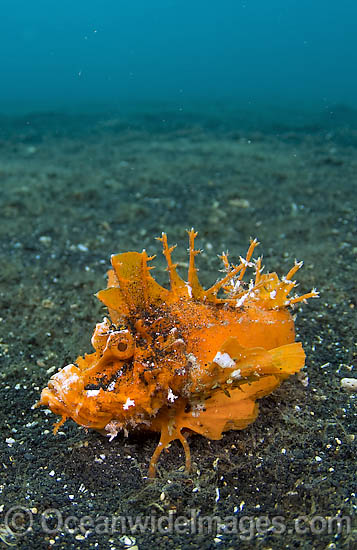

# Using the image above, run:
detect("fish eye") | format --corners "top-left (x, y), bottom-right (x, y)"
top-left (117, 340), bottom-right (128, 352)
top-left (106, 330), bottom-right (135, 360)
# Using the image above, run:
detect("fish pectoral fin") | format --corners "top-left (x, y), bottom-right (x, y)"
top-left (216, 337), bottom-right (305, 379)
top-left (53, 414), bottom-right (68, 434)
top-left (148, 423), bottom-right (191, 478)
top-left (178, 374), bottom-right (284, 439)
top-left (268, 342), bottom-right (306, 376)
top-left (178, 386), bottom-right (261, 439)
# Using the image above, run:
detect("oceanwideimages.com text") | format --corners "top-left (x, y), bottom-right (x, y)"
top-left (1, 505), bottom-right (352, 542)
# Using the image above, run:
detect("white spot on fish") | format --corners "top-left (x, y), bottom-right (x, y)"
top-left (213, 351), bottom-right (236, 369)
top-left (185, 282), bottom-right (192, 297)
top-left (86, 389), bottom-right (100, 397)
top-left (167, 388), bottom-right (178, 402)
top-left (123, 397), bottom-right (135, 410)
top-left (231, 369), bottom-right (242, 379)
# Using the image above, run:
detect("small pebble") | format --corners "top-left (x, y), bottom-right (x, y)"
top-left (340, 378), bottom-right (357, 392)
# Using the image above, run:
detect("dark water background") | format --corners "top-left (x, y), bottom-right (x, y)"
top-left (1, 0), bottom-right (357, 115)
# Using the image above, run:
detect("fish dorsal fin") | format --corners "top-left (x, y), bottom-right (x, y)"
top-left (110, 251), bottom-right (170, 310)
top-left (96, 267), bottom-right (131, 321)
top-left (187, 228), bottom-right (205, 300)
top-left (157, 232), bottom-right (188, 298)
top-left (96, 287), bottom-right (130, 321)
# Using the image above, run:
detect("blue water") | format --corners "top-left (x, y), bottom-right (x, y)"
top-left (1, 0), bottom-right (357, 115)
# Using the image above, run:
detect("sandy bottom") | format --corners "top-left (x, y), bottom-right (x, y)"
top-left (0, 107), bottom-right (356, 549)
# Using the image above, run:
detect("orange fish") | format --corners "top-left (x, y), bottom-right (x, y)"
top-left (39, 230), bottom-right (318, 477)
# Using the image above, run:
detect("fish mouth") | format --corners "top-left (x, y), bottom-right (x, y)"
top-left (40, 363), bottom-right (115, 430)
top-left (40, 363), bottom-right (83, 417)
top-left (40, 386), bottom-right (65, 417)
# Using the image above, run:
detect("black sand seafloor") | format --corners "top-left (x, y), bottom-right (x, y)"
top-left (0, 104), bottom-right (356, 550)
